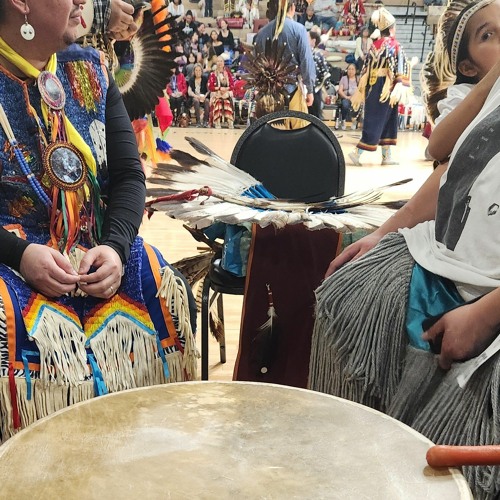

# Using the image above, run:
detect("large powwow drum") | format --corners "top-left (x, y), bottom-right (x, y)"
top-left (0, 382), bottom-right (472, 498)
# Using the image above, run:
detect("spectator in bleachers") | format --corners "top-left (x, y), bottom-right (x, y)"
top-left (208, 56), bottom-right (236, 128)
top-left (188, 64), bottom-right (211, 127)
top-left (308, 31), bottom-right (332, 119)
top-left (168, 0), bottom-right (185, 21)
top-left (197, 23), bottom-right (210, 47)
top-left (207, 29), bottom-right (224, 59)
top-left (185, 52), bottom-right (198, 80)
top-left (354, 26), bottom-right (372, 72)
top-left (337, 63), bottom-right (359, 129)
top-left (179, 10), bottom-right (198, 36)
top-left (313, 0), bottom-right (339, 31)
top-left (342, 0), bottom-right (366, 32)
top-left (186, 32), bottom-right (201, 55)
top-left (299, 5), bottom-right (320, 31)
top-left (173, 41), bottom-right (188, 71)
top-left (218, 18), bottom-right (236, 51)
top-left (166, 66), bottom-right (188, 125)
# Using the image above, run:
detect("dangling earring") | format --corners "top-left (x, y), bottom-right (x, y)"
top-left (20, 13), bottom-right (35, 41)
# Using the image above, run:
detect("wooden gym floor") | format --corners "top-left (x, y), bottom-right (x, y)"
top-left (139, 125), bottom-right (432, 381)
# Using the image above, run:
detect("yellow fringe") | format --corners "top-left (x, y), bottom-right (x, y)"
top-left (379, 75), bottom-right (392, 103)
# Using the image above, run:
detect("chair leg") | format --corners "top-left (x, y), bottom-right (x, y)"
top-left (216, 293), bottom-right (226, 364)
top-left (201, 276), bottom-right (211, 380)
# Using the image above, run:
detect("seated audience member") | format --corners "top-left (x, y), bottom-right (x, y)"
top-left (207, 29), bottom-right (224, 59)
top-left (354, 26), bottom-right (372, 72)
top-left (313, 0), bottom-right (339, 31)
top-left (168, 0), bottom-right (185, 20)
top-left (337, 63), bottom-right (359, 129)
top-left (208, 56), bottom-right (235, 128)
top-left (197, 22), bottom-right (210, 46)
top-left (188, 63), bottom-right (210, 126)
top-left (299, 5), bottom-right (320, 31)
top-left (179, 9), bottom-right (197, 36)
top-left (342, 0), bottom-right (366, 31)
top-left (309, 1), bottom-right (500, 498)
top-left (217, 18), bottom-right (235, 51)
top-left (184, 51), bottom-right (197, 80)
top-left (173, 40), bottom-right (188, 70)
top-left (0, 0), bottom-right (197, 441)
top-left (166, 66), bottom-right (188, 124)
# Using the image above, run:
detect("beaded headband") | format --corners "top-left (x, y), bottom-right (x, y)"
top-left (450, 0), bottom-right (496, 72)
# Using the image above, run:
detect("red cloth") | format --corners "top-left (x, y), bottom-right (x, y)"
top-left (166, 72), bottom-right (188, 96)
top-left (233, 224), bottom-right (341, 388)
top-left (233, 79), bottom-right (247, 100)
top-left (155, 96), bottom-right (173, 132)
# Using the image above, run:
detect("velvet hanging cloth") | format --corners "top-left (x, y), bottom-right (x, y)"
top-left (233, 224), bottom-right (341, 388)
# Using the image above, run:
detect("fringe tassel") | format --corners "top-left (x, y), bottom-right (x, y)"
top-left (0, 378), bottom-right (94, 442)
top-left (351, 72), bottom-right (367, 111)
top-left (157, 266), bottom-right (199, 380)
top-left (30, 310), bottom-right (90, 386)
top-left (89, 317), bottom-right (157, 393)
top-left (379, 75), bottom-right (392, 103)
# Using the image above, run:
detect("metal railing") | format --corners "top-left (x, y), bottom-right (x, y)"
top-left (420, 22), bottom-right (429, 62)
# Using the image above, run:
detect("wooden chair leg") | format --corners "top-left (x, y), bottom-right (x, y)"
top-left (201, 276), bottom-right (211, 380)
top-left (216, 293), bottom-right (226, 364)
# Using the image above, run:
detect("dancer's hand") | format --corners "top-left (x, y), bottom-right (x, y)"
top-left (422, 303), bottom-right (498, 370)
top-left (108, 0), bottom-right (138, 40)
top-left (78, 245), bottom-right (123, 299)
top-left (20, 244), bottom-right (80, 298)
top-left (324, 233), bottom-right (382, 277)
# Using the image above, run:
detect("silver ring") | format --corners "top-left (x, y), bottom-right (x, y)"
top-left (109, 285), bottom-right (115, 295)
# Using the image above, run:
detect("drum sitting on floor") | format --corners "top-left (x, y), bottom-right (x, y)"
top-left (0, 382), bottom-right (472, 499)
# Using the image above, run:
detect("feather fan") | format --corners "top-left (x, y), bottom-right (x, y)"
top-left (146, 137), bottom-right (411, 233)
top-left (79, 0), bottom-right (180, 120)
top-left (113, 2), bottom-right (181, 120)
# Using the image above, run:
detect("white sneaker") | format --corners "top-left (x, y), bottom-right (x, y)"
top-left (341, 120), bottom-right (346, 131)
top-left (348, 151), bottom-right (362, 166)
top-left (381, 158), bottom-right (399, 166)
top-left (351, 122), bottom-right (357, 130)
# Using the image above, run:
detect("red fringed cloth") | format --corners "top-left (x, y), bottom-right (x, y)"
top-left (233, 224), bottom-right (342, 388)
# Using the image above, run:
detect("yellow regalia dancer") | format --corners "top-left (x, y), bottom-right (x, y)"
top-left (348, 7), bottom-right (414, 166)
top-left (0, 0), bottom-right (197, 442)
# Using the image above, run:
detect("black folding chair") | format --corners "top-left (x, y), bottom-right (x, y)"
top-left (200, 110), bottom-right (345, 379)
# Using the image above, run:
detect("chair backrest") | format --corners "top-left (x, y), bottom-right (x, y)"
top-left (230, 110), bottom-right (345, 201)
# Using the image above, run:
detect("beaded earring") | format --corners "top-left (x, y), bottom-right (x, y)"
top-left (20, 13), bottom-right (35, 41)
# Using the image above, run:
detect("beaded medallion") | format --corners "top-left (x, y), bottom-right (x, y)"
top-left (43, 141), bottom-right (87, 191)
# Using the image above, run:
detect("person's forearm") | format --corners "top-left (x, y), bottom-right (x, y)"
top-left (371, 162), bottom-right (446, 238)
top-left (472, 288), bottom-right (500, 333)
top-left (0, 227), bottom-right (30, 271)
top-left (429, 66), bottom-right (500, 162)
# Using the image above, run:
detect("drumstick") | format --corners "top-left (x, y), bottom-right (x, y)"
top-left (427, 445), bottom-right (500, 467)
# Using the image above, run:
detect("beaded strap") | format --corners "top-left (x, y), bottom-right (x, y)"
top-left (0, 104), bottom-right (51, 208)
